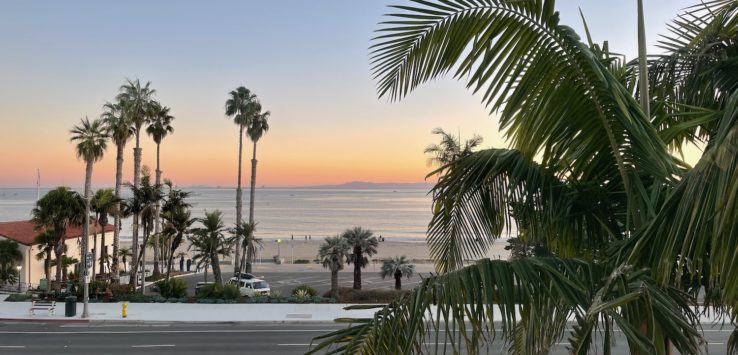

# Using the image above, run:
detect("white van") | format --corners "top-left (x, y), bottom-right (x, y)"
top-left (228, 277), bottom-right (270, 297)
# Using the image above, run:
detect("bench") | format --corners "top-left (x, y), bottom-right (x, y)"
top-left (29, 300), bottom-right (56, 316)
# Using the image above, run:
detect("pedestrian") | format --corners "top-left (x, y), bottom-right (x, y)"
top-left (309, 235), bottom-right (311, 240)
top-left (186, 258), bottom-right (192, 272)
top-left (179, 255), bottom-right (184, 271)
top-left (304, 235), bottom-right (307, 241)
top-left (291, 234), bottom-right (294, 241)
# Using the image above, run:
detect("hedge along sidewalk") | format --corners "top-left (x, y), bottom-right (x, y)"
top-left (0, 294), bottom-right (377, 323)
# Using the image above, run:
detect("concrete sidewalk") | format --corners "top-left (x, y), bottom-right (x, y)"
top-left (0, 294), bottom-right (378, 323)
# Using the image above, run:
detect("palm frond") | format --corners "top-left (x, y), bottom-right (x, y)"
top-left (309, 258), bottom-right (702, 355)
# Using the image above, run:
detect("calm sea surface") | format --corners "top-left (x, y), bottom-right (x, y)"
top-left (0, 187), bottom-right (434, 241)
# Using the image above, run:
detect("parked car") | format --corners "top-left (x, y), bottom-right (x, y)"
top-left (232, 272), bottom-right (255, 280)
top-left (228, 277), bottom-right (270, 297)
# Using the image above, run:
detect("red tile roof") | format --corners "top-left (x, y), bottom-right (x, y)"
top-left (0, 220), bottom-right (114, 246)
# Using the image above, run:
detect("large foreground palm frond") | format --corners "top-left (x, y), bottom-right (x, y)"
top-left (428, 148), bottom-right (619, 272)
top-left (628, 90), bottom-right (738, 311)
top-left (372, 0), bottom-right (680, 227)
top-left (309, 258), bottom-right (702, 355)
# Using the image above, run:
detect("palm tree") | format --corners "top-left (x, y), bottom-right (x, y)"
top-left (424, 127), bottom-right (482, 172)
top-left (101, 100), bottom-right (134, 283)
top-left (0, 240), bottom-right (22, 286)
top-left (244, 107), bottom-right (269, 273)
top-left (379, 256), bottom-right (414, 290)
top-left (231, 221), bottom-right (262, 274)
top-left (318, 236), bottom-right (350, 302)
top-left (124, 167), bottom-right (162, 292)
top-left (342, 227), bottom-right (378, 290)
top-left (146, 102), bottom-right (174, 277)
top-left (70, 116), bottom-right (107, 317)
top-left (309, 1), bottom-right (738, 354)
top-left (33, 230), bottom-right (55, 286)
top-left (90, 188), bottom-right (118, 278)
top-left (117, 78), bottom-right (155, 288)
top-left (31, 187), bottom-right (84, 292)
top-left (162, 207), bottom-right (195, 281)
top-left (225, 86), bottom-right (259, 273)
top-left (189, 210), bottom-right (232, 285)
top-left (118, 248), bottom-right (132, 273)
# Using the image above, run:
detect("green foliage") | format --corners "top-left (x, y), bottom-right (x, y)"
top-left (4, 293), bottom-right (32, 302)
top-left (293, 259), bottom-right (311, 264)
top-left (116, 293), bottom-right (166, 303)
top-left (248, 295), bottom-right (335, 304)
top-left (154, 278), bottom-right (188, 299)
top-left (291, 284), bottom-right (317, 297)
top-left (108, 283), bottom-right (134, 296)
top-left (195, 283), bottom-right (240, 300)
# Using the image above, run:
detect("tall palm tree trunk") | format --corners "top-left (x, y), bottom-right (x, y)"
top-left (92, 227), bottom-right (97, 279)
top-left (99, 227), bottom-right (106, 277)
top-left (54, 244), bottom-right (63, 292)
top-left (245, 141), bottom-right (258, 273)
top-left (353, 247), bottom-right (362, 290)
top-left (130, 133), bottom-right (142, 288)
top-left (112, 144), bottom-right (124, 282)
top-left (44, 250), bottom-right (51, 286)
top-left (331, 269), bottom-right (339, 302)
top-left (82, 160), bottom-right (93, 318)
top-left (394, 270), bottom-right (402, 290)
top-left (234, 125), bottom-right (244, 273)
top-left (211, 253), bottom-right (222, 285)
top-left (153, 143), bottom-right (162, 276)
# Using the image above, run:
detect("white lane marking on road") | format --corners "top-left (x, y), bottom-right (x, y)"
top-left (132, 344), bottom-right (175, 348)
top-left (278, 344), bottom-right (310, 346)
top-left (0, 346), bottom-right (25, 348)
top-left (0, 329), bottom-right (338, 335)
top-left (708, 342), bottom-right (725, 345)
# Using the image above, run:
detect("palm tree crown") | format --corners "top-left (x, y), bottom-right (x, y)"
top-left (70, 117), bottom-right (108, 163)
top-left (247, 109), bottom-right (270, 142)
top-left (146, 103), bottom-right (174, 144)
top-left (318, 236), bottom-right (350, 271)
top-left (424, 127), bottom-right (482, 168)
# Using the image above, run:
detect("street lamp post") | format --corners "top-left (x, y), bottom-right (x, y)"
top-left (276, 239), bottom-right (282, 261)
top-left (15, 265), bottom-right (22, 292)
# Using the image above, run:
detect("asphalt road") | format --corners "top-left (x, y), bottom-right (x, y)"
top-left (0, 322), bottom-right (733, 354)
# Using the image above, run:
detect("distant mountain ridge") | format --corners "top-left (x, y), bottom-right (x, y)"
top-left (182, 181), bottom-right (434, 190)
top-left (300, 181), bottom-right (433, 190)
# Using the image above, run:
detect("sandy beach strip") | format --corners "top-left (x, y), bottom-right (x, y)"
top-left (121, 238), bottom-right (511, 265)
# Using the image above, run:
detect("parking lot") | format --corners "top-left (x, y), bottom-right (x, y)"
top-left (164, 262), bottom-right (435, 296)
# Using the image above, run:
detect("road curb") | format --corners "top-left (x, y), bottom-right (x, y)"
top-left (87, 319), bottom-right (344, 325)
top-left (0, 318), bottom-right (90, 324)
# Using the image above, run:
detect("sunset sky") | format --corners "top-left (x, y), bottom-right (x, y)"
top-left (0, 0), bottom-right (695, 188)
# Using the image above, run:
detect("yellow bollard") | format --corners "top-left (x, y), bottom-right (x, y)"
top-left (122, 303), bottom-right (128, 318)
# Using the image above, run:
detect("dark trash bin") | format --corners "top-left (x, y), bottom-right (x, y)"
top-left (65, 296), bottom-right (77, 317)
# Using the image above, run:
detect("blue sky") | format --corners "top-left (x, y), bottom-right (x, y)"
top-left (0, 0), bottom-right (695, 187)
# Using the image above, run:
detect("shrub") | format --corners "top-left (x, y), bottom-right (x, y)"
top-left (291, 284), bottom-right (317, 297)
top-left (4, 293), bottom-right (32, 302)
top-left (154, 278), bottom-right (188, 298)
top-left (293, 259), bottom-right (311, 264)
top-left (196, 283), bottom-right (240, 300)
top-left (324, 287), bottom-right (409, 303)
top-left (109, 283), bottom-right (134, 296)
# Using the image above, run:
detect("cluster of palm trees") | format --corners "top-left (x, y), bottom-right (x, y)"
top-left (225, 86), bottom-right (270, 275)
top-left (318, 227), bottom-right (379, 301)
top-left (310, 0), bottom-right (738, 354)
top-left (0, 239), bottom-right (22, 286)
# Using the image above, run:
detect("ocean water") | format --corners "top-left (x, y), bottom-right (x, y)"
top-left (0, 187), bottom-right (434, 241)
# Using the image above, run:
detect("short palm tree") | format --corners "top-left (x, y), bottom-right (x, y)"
top-left (231, 221), bottom-right (262, 274)
top-left (379, 256), bottom-right (414, 290)
top-left (244, 107), bottom-right (269, 273)
top-left (342, 227), bottom-right (378, 290)
top-left (118, 248), bottom-right (132, 273)
top-left (225, 86), bottom-right (259, 273)
top-left (0, 240), bottom-right (22, 286)
top-left (124, 168), bottom-right (162, 291)
top-left (33, 230), bottom-right (55, 285)
top-left (146, 101), bottom-right (174, 277)
top-left (162, 206), bottom-right (195, 281)
top-left (32, 187), bottom-right (84, 292)
top-left (70, 117), bottom-right (107, 317)
top-left (90, 188), bottom-right (119, 277)
top-left (101, 100), bottom-right (134, 282)
top-left (189, 210), bottom-right (232, 285)
top-left (318, 236), bottom-right (350, 301)
top-left (117, 78), bottom-right (155, 287)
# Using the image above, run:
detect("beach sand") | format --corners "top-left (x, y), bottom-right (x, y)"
top-left (121, 238), bottom-right (511, 265)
